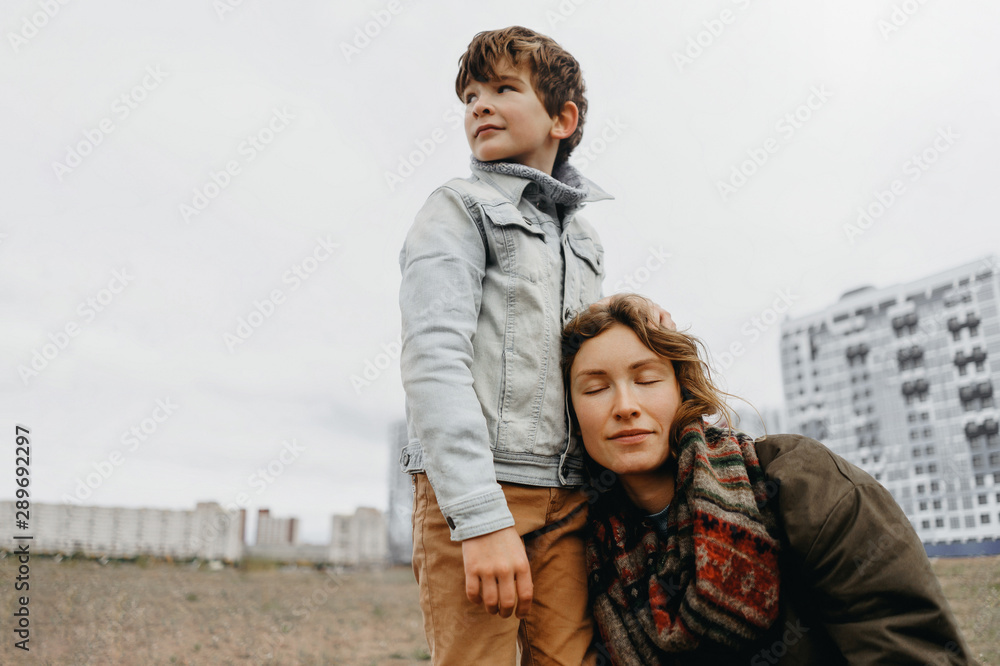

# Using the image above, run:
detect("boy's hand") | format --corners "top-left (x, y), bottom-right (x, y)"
top-left (591, 295), bottom-right (677, 331)
top-left (461, 526), bottom-right (533, 619)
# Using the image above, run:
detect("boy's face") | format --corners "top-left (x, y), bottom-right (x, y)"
top-left (462, 63), bottom-right (564, 174)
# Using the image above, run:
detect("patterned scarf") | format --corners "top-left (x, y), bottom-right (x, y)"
top-left (587, 423), bottom-right (781, 664)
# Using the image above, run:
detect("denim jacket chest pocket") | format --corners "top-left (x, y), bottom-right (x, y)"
top-left (564, 232), bottom-right (605, 319)
top-left (482, 202), bottom-right (549, 284)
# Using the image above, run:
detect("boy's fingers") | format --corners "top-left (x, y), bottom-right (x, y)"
top-left (514, 570), bottom-right (534, 618)
top-left (497, 574), bottom-right (517, 618)
top-left (466, 573), bottom-right (483, 606)
top-left (480, 577), bottom-right (500, 614)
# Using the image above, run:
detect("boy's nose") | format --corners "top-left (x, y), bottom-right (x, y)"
top-left (472, 96), bottom-right (493, 116)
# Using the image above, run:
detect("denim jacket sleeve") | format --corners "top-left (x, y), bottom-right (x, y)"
top-left (399, 185), bottom-right (515, 541)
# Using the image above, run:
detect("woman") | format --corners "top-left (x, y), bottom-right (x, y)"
top-left (562, 294), bottom-right (972, 665)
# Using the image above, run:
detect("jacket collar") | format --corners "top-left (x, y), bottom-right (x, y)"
top-left (470, 157), bottom-right (613, 208)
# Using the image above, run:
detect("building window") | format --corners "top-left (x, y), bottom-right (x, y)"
top-left (965, 515), bottom-right (976, 528)
top-left (917, 484), bottom-right (925, 494)
top-left (977, 475), bottom-right (986, 487)
top-left (935, 518), bottom-right (945, 528)
top-left (981, 514), bottom-right (991, 524)
top-left (915, 465), bottom-right (924, 475)
top-left (921, 520), bottom-right (930, 529)
top-left (931, 481), bottom-right (940, 492)
top-left (928, 463), bottom-right (938, 473)
top-left (919, 501), bottom-right (928, 511)
top-left (933, 499), bottom-right (942, 510)
top-left (963, 496), bottom-right (974, 509)
top-left (979, 494), bottom-right (988, 505)
top-left (950, 517), bottom-right (960, 529)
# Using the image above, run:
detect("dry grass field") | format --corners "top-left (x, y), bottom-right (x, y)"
top-left (1, 554), bottom-right (997, 665)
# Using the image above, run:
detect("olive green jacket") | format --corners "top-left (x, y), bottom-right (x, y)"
top-left (740, 434), bottom-right (974, 665)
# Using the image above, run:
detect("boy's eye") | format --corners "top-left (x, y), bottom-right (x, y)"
top-left (498, 84), bottom-right (514, 93)
top-left (464, 93), bottom-right (477, 104)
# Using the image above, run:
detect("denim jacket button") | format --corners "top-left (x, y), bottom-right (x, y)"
top-left (401, 452), bottom-right (410, 466)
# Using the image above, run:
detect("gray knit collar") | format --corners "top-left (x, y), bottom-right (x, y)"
top-left (471, 157), bottom-right (590, 207)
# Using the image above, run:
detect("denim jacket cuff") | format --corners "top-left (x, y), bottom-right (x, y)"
top-left (438, 488), bottom-right (515, 541)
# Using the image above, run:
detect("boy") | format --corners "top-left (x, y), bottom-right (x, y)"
top-left (399, 26), bottom-right (664, 664)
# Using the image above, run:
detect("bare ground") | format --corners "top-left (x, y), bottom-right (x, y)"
top-left (0, 554), bottom-right (997, 665)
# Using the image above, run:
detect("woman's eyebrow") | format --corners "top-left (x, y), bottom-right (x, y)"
top-left (574, 358), bottom-right (663, 377)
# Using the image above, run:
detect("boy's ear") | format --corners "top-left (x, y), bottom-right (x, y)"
top-left (550, 100), bottom-right (579, 140)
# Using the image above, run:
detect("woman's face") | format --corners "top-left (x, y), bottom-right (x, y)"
top-left (569, 323), bottom-right (682, 479)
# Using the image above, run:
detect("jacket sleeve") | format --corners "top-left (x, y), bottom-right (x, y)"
top-left (398, 185), bottom-right (514, 541)
top-left (761, 436), bottom-right (974, 665)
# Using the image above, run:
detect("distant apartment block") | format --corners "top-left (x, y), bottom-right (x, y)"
top-left (331, 507), bottom-right (388, 566)
top-left (255, 508), bottom-right (298, 546)
top-left (732, 405), bottom-right (785, 440)
top-left (780, 256), bottom-right (1000, 552)
top-left (387, 419), bottom-right (413, 564)
top-left (0, 501), bottom-right (245, 561)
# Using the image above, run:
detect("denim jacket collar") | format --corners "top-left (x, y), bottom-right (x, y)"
top-left (470, 157), bottom-right (613, 209)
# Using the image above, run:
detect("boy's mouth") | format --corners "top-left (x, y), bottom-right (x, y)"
top-left (475, 124), bottom-right (502, 137)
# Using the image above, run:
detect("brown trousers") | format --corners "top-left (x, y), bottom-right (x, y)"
top-left (411, 473), bottom-right (595, 665)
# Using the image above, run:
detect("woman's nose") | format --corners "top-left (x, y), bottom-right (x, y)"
top-left (613, 387), bottom-right (640, 419)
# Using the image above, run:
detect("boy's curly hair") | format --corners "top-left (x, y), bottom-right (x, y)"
top-left (456, 26), bottom-right (587, 166)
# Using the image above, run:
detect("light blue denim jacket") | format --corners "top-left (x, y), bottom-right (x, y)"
top-left (398, 159), bottom-right (610, 540)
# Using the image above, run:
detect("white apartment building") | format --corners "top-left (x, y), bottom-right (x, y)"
top-left (255, 508), bottom-right (299, 546)
top-left (387, 419), bottom-right (414, 564)
top-left (780, 256), bottom-right (1000, 553)
top-left (330, 507), bottom-right (389, 566)
top-left (0, 501), bottom-right (245, 561)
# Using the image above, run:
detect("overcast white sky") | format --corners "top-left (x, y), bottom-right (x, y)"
top-left (2, 1), bottom-right (998, 544)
